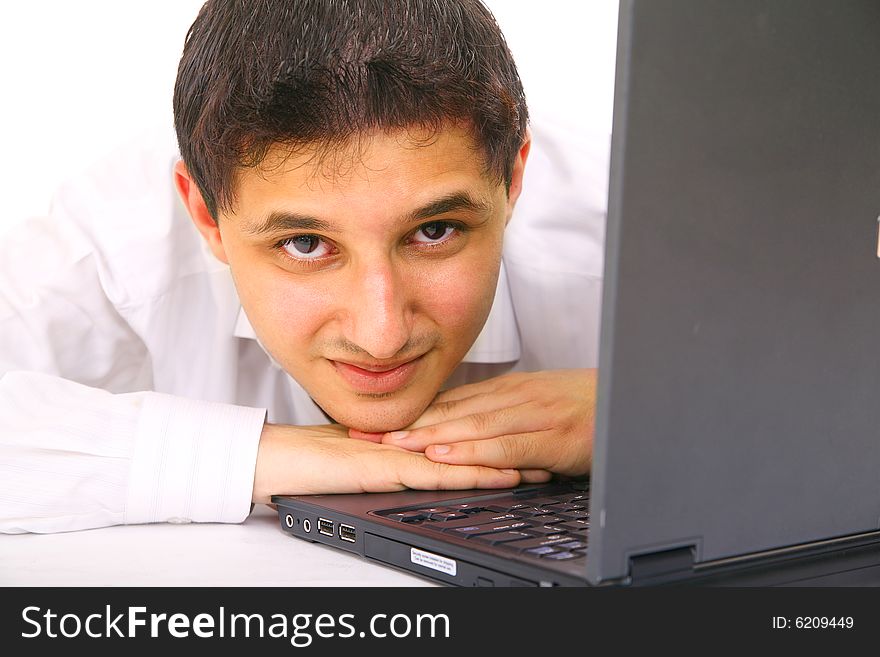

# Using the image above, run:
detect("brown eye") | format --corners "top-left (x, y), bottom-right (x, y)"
top-left (280, 234), bottom-right (333, 260)
top-left (413, 222), bottom-right (455, 243)
top-left (421, 222), bottom-right (447, 240)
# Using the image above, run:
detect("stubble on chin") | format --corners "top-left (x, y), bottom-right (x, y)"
top-left (322, 390), bottom-right (436, 433)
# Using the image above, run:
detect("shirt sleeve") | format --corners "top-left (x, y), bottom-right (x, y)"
top-left (0, 183), bottom-right (266, 534)
top-left (0, 371), bottom-right (266, 534)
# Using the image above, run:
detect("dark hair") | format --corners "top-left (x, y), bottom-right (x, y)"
top-left (173, 0), bottom-right (528, 218)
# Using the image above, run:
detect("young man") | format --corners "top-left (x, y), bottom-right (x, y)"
top-left (0, 0), bottom-right (604, 533)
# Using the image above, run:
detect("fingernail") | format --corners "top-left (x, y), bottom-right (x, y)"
top-left (432, 444), bottom-right (451, 455)
top-left (501, 469), bottom-right (517, 474)
top-left (387, 431), bottom-right (410, 441)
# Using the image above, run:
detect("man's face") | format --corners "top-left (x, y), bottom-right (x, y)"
top-left (201, 126), bottom-right (527, 432)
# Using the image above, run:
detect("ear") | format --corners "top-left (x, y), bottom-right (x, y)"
top-left (504, 130), bottom-right (532, 226)
top-left (173, 159), bottom-right (229, 264)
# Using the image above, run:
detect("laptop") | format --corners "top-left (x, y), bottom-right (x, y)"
top-left (273, 0), bottom-right (880, 587)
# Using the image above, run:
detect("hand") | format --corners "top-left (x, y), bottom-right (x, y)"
top-left (252, 423), bottom-right (527, 504)
top-left (351, 369), bottom-right (596, 478)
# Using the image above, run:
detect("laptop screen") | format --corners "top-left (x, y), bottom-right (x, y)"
top-left (589, 0), bottom-right (880, 584)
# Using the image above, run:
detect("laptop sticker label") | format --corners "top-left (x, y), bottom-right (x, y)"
top-left (410, 548), bottom-right (457, 576)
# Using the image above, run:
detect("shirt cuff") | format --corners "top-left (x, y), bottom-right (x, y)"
top-left (124, 392), bottom-right (266, 526)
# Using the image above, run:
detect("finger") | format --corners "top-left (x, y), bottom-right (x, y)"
top-left (410, 376), bottom-right (539, 430)
top-left (429, 377), bottom-right (530, 409)
top-left (519, 469), bottom-right (554, 484)
top-left (406, 391), bottom-right (499, 429)
top-left (422, 431), bottom-right (557, 471)
top-left (386, 403), bottom-right (545, 451)
top-left (348, 428), bottom-right (385, 443)
top-left (398, 458), bottom-right (522, 491)
top-left (432, 379), bottom-right (499, 404)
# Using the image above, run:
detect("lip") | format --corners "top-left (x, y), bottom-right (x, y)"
top-left (331, 355), bottom-right (424, 394)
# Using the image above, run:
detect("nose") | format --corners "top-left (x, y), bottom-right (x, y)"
top-left (344, 258), bottom-right (413, 360)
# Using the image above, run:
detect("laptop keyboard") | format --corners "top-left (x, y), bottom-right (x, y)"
top-left (375, 482), bottom-right (589, 564)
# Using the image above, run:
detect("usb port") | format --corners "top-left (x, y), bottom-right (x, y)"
top-left (317, 517), bottom-right (334, 537)
top-left (338, 523), bottom-right (356, 543)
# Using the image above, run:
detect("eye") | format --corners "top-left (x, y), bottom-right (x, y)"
top-left (279, 235), bottom-right (334, 260)
top-left (411, 221), bottom-right (457, 244)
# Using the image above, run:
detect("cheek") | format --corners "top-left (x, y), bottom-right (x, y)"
top-left (416, 252), bottom-right (501, 336)
top-left (232, 264), bottom-right (332, 353)
top-left (271, 286), bottom-right (330, 339)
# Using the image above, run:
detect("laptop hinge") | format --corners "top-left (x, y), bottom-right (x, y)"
top-left (628, 546), bottom-right (696, 584)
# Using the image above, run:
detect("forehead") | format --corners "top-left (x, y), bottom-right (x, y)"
top-left (228, 125), bottom-right (498, 216)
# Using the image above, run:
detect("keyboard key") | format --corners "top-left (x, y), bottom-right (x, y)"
top-left (515, 506), bottom-right (557, 516)
top-left (472, 530), bottom-right (535, 545)
top-left (528, 515), bottom-right (565, 524)
top-left (385, 511), bottom-right (430, 523)
top-left (553, 493), bottom-right (590, 504)
top-left (449, 519), bottom-right (533, 537)
top-left (543, 551), bottom-right (580, 561)
top-left (557, 540), bottom-right (588, 550)
top-left (558, 520), bottom-right (590, 532)
top-left (526, 525), bottom-right (569, 537)
top-left (501, 535), bottom-right (574, 551)
top-left (560, 529), bottom-right (588, 539)
top-left (427, 511), bottom-right (469, 521)
top-left (542, 502), bottom-right (588, 512)
top-left (525, 546), bottom-right (559, 556)
top-left (421, 512), bottom-right (525, 531)
top-left (448, 503), bottom-right (486, 513)
top-left (557, 510), bottom-right (590, 521)
top-left (484, 503), bottom-right (534, 513)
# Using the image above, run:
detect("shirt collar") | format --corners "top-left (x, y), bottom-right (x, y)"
top-left (233, 260), bottom-right (521, 365)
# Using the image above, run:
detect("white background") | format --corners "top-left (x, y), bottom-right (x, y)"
top-left (0, 0), bottom-right (618, 234)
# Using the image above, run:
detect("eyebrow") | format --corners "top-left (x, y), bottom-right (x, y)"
top-left (241, 212), bottom-right (334, 236)
top-left (405, 192), bottom-right (492, 223)
top-left (240, 191), bottom-right (492, 236)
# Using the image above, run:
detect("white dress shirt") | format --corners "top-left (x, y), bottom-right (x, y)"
top-left (0, 116), bottom-right (608, 533)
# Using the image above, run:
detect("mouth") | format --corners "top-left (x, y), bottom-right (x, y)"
top-left (330, 355), bottom-right (425, 395)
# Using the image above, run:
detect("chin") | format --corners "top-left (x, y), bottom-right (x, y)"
top-left (324, 395), bottom-right (430, 433)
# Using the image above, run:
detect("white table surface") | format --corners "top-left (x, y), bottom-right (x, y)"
top-left (0, 505), bottom-right (435, 587)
